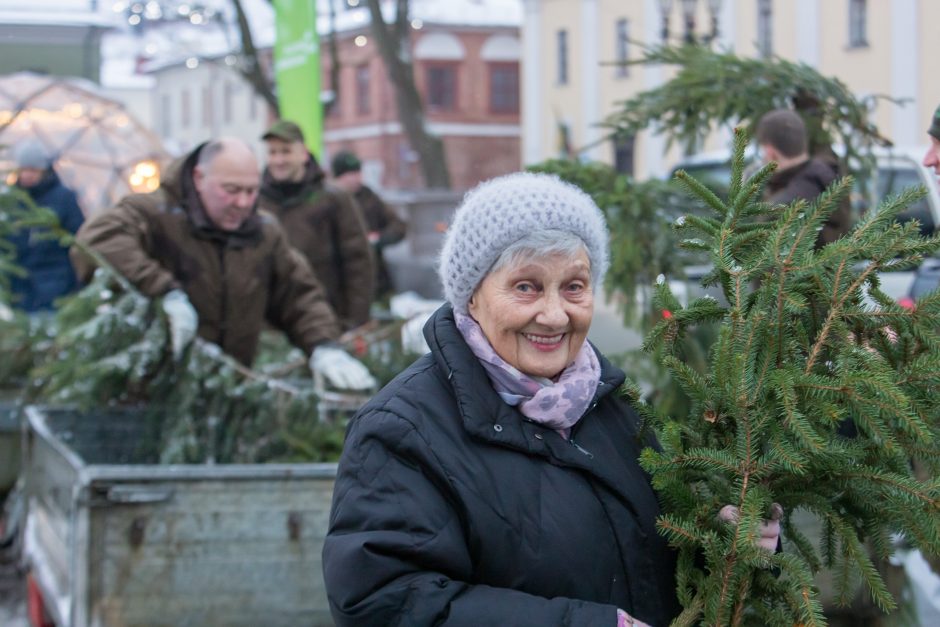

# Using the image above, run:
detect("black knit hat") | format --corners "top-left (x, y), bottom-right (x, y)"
top-left (929, 104), bottom-right (940, 141)
top-left (331, 150), bottom-right (361, 177)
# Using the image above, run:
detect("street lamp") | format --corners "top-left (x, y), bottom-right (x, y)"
top-left (679, 0), bottom-right (697, 44)
top-left (659, 0), bottom-right (722, 45)
top-left (658, 0), bottom-right (673, 43)
top-left (706, 0), bottom-right (723, 42)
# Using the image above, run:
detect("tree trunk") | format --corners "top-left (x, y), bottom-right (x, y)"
top-left (366, 0), bottom-right (451, 189)
top-left (324, 0), bottom-right (341, 117)
top-left (232, 0), bottom-right (279, 115)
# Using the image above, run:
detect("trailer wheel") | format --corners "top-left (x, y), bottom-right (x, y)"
top-left (26, 573), bottom-right (55, 627)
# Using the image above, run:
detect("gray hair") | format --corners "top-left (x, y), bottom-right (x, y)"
top-left (488, 229), bottom-right (590, 278)
top-left (197, 140), bottom-right (227, 169)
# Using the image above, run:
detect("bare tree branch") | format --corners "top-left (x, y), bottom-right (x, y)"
top-left (232, 0), bottom-right (279, 115)
top-left (366, 0), bottom-right (451, 188)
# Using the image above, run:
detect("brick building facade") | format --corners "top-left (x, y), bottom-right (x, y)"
top-left (322, 22), bottom-right (521, 190)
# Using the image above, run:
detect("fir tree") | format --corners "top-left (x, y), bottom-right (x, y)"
top-left (603, 44), bottom-right (894, 184)
top-left (624, 128), bottom-right (940, 626)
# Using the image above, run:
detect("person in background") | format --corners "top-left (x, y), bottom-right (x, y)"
top-left (322, 172), bottom-right (781, 627)
top-left (71, 137), bottom-right (374, 390)
top-left (331, 150), bottom-right (407, 302)
top-left (756, 109), bottom-right (852, 249)
top-left (7, 139), bottom-right (84, 312)
top-left (259, 121), bottom-right (374, 330)
top-left (923, 103), bottom-right (940, 179)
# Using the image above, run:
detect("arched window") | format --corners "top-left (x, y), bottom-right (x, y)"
top-left (480, 34), bottom-right (520, 62)
top-left (414, 32), bottom-right (466, 61)
top-left (415, 32), bottom-right (464, 112)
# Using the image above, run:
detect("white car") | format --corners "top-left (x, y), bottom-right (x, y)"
top-left (669, 146), bottom-right (940, 302)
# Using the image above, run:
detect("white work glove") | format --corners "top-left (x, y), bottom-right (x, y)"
top-left (161, 289), bottom-right (198, 359)
top-left (309, 345), bottom-right (377, 391)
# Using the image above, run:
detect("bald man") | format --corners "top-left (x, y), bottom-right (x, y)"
top-left (73, 138), bottom-right (374, 388)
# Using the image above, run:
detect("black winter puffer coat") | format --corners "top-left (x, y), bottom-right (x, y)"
top-left (323, 305), bottom-right (680, 627)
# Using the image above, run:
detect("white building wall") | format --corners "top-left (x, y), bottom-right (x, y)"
top-left (152, 62), bottom-right (270, 158)
top-left (524, 0), bottom-right (938, 179)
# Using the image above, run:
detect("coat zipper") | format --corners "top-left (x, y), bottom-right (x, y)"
top-left (569, 399), bottom-right (598, 458)
top-left (569, 439), bottom-right (594, 458)
top-left (217, 244), bottom-right (228, 349)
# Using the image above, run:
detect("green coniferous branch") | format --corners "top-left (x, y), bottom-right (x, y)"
top-left (602, 43), bottom-right (894, 191)
top-left (1, 204), bottom-right (404, 462)
top-left (633, 126), bottom-right (940, 626)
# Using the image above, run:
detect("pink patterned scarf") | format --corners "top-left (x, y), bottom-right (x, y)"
top-left (455, 312), bottom-right (601, 437)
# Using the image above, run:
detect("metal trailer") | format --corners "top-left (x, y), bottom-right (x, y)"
top-left (22, 405), bottom-right (338, 627)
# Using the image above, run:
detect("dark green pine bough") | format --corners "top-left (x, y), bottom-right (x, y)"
top-left (624, 128), bottom-right (940, 626)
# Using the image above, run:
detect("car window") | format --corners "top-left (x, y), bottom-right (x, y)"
top-left (677, 163), bottom-right (733, 189)
top-left (877, 167), bottom-right (935, 236)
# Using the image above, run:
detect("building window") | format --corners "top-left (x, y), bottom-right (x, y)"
top-left (426, 64), bottom-right (457, 112)
top-left (613, 133), bottom-right (635, 177)
top-left (557, 29), bottom-right (568, 85)
top-left (224, 82), bottom-right (234, 125)
top-left (160, 93), bottom-right (172, 137)
top-left (615, 19), bottom-right (629, 78)
top-left (201, 85), bottom-right (212, 127)
top-left (848, 0), bottom-right (868, 47)
top-left (488, 63), bottom-right (519, 114)
top-left (356, 64), bottom-right (371, 115)
top-left (757, 0), bottom-right (773, 57)
top-left (180, 89), bottom-right (190, 129)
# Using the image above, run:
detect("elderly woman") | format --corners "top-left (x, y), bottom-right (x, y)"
top-left (323, 173), bottom-right (770, 626)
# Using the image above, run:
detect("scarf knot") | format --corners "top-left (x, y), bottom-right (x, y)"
top-left (455, 313), bottom-right (601, 436)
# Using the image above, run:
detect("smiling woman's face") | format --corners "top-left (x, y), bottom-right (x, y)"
top-left (468, 249), bottom-right (594, 380)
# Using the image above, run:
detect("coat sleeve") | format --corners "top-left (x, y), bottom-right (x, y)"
top-left (362, 187), bottom-right (407, 247)
top-left (265, 224), bottom-right (341, 354)
top-left (69, 198), bottom-right (179, 297)
top-left (322, 410), bottom-right (617, 627)
top-left (332, 189), bottom-right (374, 329)
top-left (58, 188), bottom-right (85, 235)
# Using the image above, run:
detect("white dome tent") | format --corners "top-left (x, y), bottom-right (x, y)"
top-left (0, 72), bottom-right (168, 216)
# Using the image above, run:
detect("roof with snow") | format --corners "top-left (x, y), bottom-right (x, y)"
top-left (0, 1), bottom-right (118, 28)
top-left (98, 0), bottom-right (520, 86)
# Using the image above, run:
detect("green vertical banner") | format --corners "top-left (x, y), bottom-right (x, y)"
top-left (273, 0), bottom-right (322, 156)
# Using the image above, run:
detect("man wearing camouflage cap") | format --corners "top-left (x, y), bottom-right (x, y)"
top-left (259, 120), bottom-right (374, 331)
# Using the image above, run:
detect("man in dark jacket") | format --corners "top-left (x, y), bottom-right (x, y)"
top-left (331, 150), bottom-right (406, 301)
top-left (72, 138), bottom-right (374, 389)
top-left (259, 121), bottom-right (374, 330)
top-left (757, 109), bottom-right (852, 249)
top-left (8, 139), bottom-right (84, 312)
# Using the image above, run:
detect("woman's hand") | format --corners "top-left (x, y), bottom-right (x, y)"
top-left (718, 503), bottom-right (784, 551)
top-left (617, 608), bottom-right (653, 627)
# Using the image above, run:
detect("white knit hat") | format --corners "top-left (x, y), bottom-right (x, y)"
top-left (438, 172), bottom-right (609, 313)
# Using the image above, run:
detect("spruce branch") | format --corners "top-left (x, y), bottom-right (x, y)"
top-left (633, 127), bottom-right (940, 626)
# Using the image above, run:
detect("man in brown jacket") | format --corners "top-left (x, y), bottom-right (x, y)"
top-left (756, 109), bottom-right (852, 249)
top-left (72, 138), bottom-right (375, 389)
top-left (331, 149), bottom-right (407, 301)
top-left (260, 121), bottom-right (374, 330)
